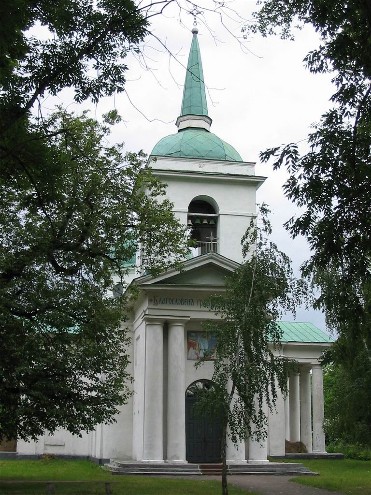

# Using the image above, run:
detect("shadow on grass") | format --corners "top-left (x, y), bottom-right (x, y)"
top-left (0, 478), bottom-right (254, 495)
top-left (0, 459), bottom-right (254, 495)
top-left (0, 481), bottom-right (112, 495)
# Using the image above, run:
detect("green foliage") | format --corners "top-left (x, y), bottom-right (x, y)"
top-left (248, 0), bottom-right (371, 448)
top-left (0, 0), bottom-right (147, 115)
top-left (0, 109), bottom-right (189, 442)
top-left (249, 0), bottom-right (371, 318)
top-left (249, 0), bottom-right (371, 77)
top-left (327, 442), bottom-right (371, 461)
top-left (0, 0), bottom-right (193, 442)
top-left (323, 360), bottom-right (371, 447)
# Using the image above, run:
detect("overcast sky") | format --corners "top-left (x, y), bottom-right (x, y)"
top-left (57, 1), bottom-right (335, 331)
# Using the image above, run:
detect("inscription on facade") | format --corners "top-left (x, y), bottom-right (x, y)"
top-left (150, 296), bottom-right (211, 308)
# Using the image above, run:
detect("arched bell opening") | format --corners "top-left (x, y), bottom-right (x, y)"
top-left (185, 380), bottom-right (222, 463)
top-left (187, 198), bottom-right (218, 255)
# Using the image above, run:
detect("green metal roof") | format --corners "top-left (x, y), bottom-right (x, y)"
top-left (151, 127), bottom-right (242, 161)
top-left (277, 322), bottom-right (333, 343)
top-left (180, 28), bottom-right (208, 117)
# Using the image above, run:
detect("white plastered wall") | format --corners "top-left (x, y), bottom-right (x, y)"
top-left (17, 431), bottom-right (92, 458)
top-left (17, 321), bottom-right (135, 461)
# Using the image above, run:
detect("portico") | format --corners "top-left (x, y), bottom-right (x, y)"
top-left (129, 260), bottom-right (331, 463)
top-left (268, 324), bottom-right (329, 457)
top-left (131, 254), bottom-right (239, 463)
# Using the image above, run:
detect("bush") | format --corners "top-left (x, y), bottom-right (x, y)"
top-left (323, 361), bottom-right (371, 447)
top-left (327, 442), bottom-right (371, 461)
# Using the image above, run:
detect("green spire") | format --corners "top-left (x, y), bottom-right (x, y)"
top-left (180, 27), bottom-right (208, 117)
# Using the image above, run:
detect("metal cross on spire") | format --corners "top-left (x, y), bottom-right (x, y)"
top-left (189, 6), bottom-right (202, 34)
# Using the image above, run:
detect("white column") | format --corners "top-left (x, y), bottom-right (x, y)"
top-left (227, 428), bottom-right (246, 463)
top-left (284, 383), bottom-right (290, 441)
top-left (226, 381), bottom-right (246, 463)
top-left (289, 373), bottom-right (300, 442)
top-left (312, 364), bottom-right (326, 452)
top-left (167, 319), bottom-right (187, 462)
top-left (300, 367), bottom-right (312, 453)
top-left (143, 319), bottom-right (164, 461)
top-left (248, 401), bottom-right (268, 463)
top-left (268, 383), bottom-right (286, 456)
top-left (248, 435), bottom-right (268, 463)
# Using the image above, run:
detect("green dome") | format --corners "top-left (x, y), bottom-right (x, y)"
top-left (151, 128), bottom-right (242, 162)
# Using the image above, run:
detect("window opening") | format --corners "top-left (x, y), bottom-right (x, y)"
top-left (187, 199), bottom-right (218, 255)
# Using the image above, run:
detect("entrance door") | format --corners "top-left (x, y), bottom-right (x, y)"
top-left (185, 380), bottom-right (222, 463)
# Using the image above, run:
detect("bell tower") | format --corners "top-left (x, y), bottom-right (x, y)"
top-left (149, 27), bottom-right (265, 263)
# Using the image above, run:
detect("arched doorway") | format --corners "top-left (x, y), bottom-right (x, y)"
top-left (185, 380), bottom-right (222, 463)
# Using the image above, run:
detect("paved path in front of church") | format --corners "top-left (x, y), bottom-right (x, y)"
top-left (178, 475), bottom-right (344, 495)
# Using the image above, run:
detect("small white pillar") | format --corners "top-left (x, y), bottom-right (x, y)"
top-left (312, 364), bottom-right (326, 452)
top-left (300, 366), bottom-right (312, 453)
top-left (143, 319), bottom-right (164, 461)
top-left (167, 319), bottom-right (187, 462)
top-left (289, 373), bottom-right (300, 442)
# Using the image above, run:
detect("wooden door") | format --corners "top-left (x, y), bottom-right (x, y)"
top-left (185, 382), bottom-right (222, 463)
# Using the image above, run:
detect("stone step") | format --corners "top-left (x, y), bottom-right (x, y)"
top-left (105, 460), bottom-right (315, 476)
top-left (272, 452), bottom-right (344, 460)
top-left (106, 461), bottom-right (200, 476)
top-left (229, 463), bottom-right (312, 474)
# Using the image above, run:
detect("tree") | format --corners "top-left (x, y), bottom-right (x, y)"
top-left (323, 358), bottom-right (371, 447)
top-left (2, 0), bottom-right (231, 442)
top-left (321, 276), bottom-right (371, 446)
top-left (246, 1), bottom-right (371, 445)
top-left (0, 0), bottom-right (239, 443)
top-left (1, 0), bottom-right (149, 212)
top-left (0, 108), bottom-right (189, 441)
top-left (197, 207), bottom-right (305, 495)
top-left (248, 0), bottom-right (371, 289)
top-left (1, 0), bottom-right (148, 113)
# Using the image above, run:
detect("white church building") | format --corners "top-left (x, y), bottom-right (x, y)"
top-left (17, 28), bottom-right (332, 465)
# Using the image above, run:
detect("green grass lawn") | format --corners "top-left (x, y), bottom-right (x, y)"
top-left (292, 459), bottom-right (371, 495)
top-left (0, 458), bottom-right (254, 495)
top-left (1, 457), bottom-right (370, 495)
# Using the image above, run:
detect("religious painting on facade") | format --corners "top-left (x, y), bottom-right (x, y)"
top-left (187, 332), bottom-right (217, 360)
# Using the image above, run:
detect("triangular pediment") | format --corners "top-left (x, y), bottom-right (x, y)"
top-left (156, 263), bottom-right (229, 286)
top-left (134, 253), bottom-right (239, 288)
